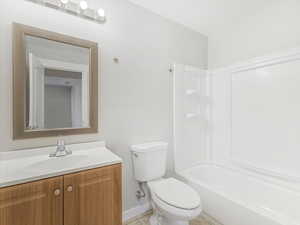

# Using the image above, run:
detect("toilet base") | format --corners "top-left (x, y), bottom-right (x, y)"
top-left (149, 214), bottom-right (189, 225)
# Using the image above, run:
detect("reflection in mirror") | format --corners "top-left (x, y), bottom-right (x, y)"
top-left (24, 35), bottom-right (90, 131)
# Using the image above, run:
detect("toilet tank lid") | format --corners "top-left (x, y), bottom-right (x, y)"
top-left (131, 142), bottom-right (168, 153)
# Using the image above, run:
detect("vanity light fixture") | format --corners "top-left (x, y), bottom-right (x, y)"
top-left (97, 8), bottom-right (105, 18)
top-left (79, 0), bottom-right (88, 10)
top-left (60, 0), bottom-right (69, 4)
top-left (25, 0), bottom-right (106, 24)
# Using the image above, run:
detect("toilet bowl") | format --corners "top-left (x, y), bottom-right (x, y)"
top-left (130, 142), bottom-right (202, 225)
top-left (148, 178), bottom-right (202, 225)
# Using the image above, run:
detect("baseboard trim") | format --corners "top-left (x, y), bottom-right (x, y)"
top-left (122, 202), bottom-right (152, 223)
top-left (201, 212), bottom-right (223, 225)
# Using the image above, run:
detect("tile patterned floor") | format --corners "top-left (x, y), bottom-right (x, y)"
top-left (125, 211), bottom-right (221, 225)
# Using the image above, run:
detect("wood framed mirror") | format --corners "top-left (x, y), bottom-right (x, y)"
top-left (13, 23), bottom-right (98, 139)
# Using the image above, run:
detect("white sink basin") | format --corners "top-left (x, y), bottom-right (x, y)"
top-left (0, 142), bottom-right (122, 188)
top-left (26, 155), bottom-right (89, 171)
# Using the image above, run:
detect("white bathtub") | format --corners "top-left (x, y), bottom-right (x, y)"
top-left (178, 163), bottom-right (300, 225)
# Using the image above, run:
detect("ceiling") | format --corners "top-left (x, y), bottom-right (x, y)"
top-left (127, 0), bottom-right (275, 36)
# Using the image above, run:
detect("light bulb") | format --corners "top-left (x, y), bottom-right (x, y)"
top-left (97, 8), bottom-right (105, 17)
top-left (79, 1), bottom-right (88, 10)
top-left (60, 0), bottom-right (69, 4)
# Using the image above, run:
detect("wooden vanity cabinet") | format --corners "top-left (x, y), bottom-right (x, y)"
top-left (0, 164), bottom-right (122, 225)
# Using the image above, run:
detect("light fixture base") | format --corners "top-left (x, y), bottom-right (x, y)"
top-left (25, 0), bottom-right (106, 24)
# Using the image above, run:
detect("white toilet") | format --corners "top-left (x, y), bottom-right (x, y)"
top-left (131, 142), bottom-right (202, 225)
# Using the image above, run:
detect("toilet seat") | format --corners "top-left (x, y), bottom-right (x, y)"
top-left (151, 189), bottom-right (202, 221)
top-left (148, 178), bottom-right (202, 222)
top-left (148, 178), bottom-right (201, 210)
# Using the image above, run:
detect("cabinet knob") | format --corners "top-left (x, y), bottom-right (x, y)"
top-left (54, 189), bottom-right (61, 196)
top-left (67, 185), bottom-right (73, 192)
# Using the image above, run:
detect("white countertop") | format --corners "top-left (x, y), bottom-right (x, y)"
top-left (0, 141), bottom-right (122, 188)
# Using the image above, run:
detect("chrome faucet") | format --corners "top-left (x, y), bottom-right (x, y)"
top-left (49, 140), bottom-right (72, 157)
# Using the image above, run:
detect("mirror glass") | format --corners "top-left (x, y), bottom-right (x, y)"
top-left (24, 35), bottom-right (90, 131)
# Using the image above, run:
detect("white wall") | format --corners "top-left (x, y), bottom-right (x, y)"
top-left (209, 0), bottom-right (300, 69)
top-left (209, 0), bottom-right (300, 176)
top-left (0, 0), bottom-right (207, 211)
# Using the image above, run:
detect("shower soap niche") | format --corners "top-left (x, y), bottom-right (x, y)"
top-left (186, 89), bottom-right (199, 95)
top-left (185, 113), bottom-right (200, 119)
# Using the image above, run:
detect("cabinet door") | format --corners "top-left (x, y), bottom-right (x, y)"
top-left (64, 164), bottom-right (122, 225)
top-left (0, 177), bottom-right (63, 225)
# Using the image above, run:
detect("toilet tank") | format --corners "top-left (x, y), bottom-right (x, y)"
top-left (131, 142), bottom-right (168, 182)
